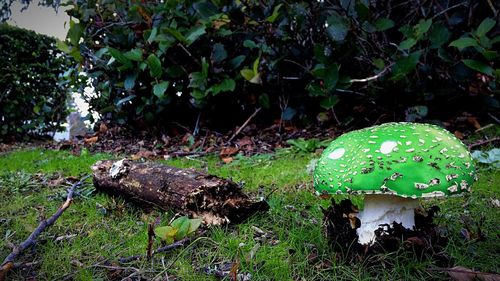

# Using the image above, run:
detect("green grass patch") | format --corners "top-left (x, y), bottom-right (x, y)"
top-left (0, 148), bottom-right (499, 280)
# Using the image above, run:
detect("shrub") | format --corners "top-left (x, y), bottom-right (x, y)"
top-left (59, 0), bottom-right (499, 131)
top-left (0, 23), bottom-right (73, 141)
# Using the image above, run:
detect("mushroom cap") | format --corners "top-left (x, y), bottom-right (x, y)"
top-left (314, 122), bottom-right (476, 198)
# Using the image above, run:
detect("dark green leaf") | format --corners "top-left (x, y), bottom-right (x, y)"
top-left (146, 54), bottom-right (162, 78)
top-left (108, 48), bottom-right (132, 70)
top-left (164, 28), bottom-right (187, 44)
top-left (153, 81), bottom-right (169, 99)
top-left (312, 64), bottom-right (339, 91)
top-left (320, 96), bottom-right (339, 109)
top-left (185, 25), bottom-right (206, 45)
top-left (116, 95), bottom-right (136, 106)
top-left (281, 107), bottom-right (297, 121)
top-left (209, 78), bottom-right (235, 95)
top-left (475, 18), bottom-right (496, 38)
top-left (415, 18), bottom-right (432, 38)
top-left (211, 43), bottom-right (227, 63)
top-left (326, 14), bottom-right (349, 42)
top-left (449, 37), bottom-right (478, 50)
top-left (429, 24), bottom-right (450, 48)
top-left (124, 73), bottom-right (137, 90)
top-left (482, 50), bottom-right (498, 61)
top-left (56, 39), bottom-right (70, 53)
top-left (147, 27), bottom-right (158, 43)
top-left (67, 20), bottom-right (83, 45)
top-left (267, 4), bottom-right (283, 23)
top-left (391, 51), bottom-right (421, 80)
top-left (193, 2), bottom-right (219, 18)
top-left (190, 89), bottom-right (206, 99)
top-left (374, 18), bottom-right (394, 31)
top-left (399, 38), bottom-right (417, 50)
top-left (228, 55), bottom-right (246, 70)
top-left (124, 48), bottom-right (143, 61)
top-left (462, 59), bottom-right (493, 76)
top-left (189, 72), bottom-right (206, 89)
top-left (243, 40), bottom-right (258, 49)
top-left (258, 93), bottom-right (270, 109)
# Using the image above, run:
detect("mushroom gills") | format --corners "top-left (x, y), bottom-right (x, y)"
top-left (356, 194), bottom-right (420, 245)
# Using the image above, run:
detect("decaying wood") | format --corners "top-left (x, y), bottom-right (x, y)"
top-left (0, 175), bottom-right (91, 281)
top-left (92, 159), bottom-right (269, 225)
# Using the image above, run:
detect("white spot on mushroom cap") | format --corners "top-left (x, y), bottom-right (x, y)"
top-left (380, 141), bottom-right (398, 154)
top-left (328, 148), bottom-right (345, 160)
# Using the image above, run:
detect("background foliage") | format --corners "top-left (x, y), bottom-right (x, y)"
top-left (0, 23), bottom-right (73, 140)
top-left (58, 0), bottom-right (499, 132)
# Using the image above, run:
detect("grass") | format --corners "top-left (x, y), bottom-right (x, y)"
top-left (0, 147), bottom-right (499, 280)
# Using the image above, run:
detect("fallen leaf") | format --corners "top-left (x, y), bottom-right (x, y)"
top-left (220, 146), bottom-right (239, 157)
top-left (229, 261), bottom-right (239, 281)
top-left (237, 136), bottom-right (253, 147)
top-left (454, 131), bottom-right (464, 139)
top-left (131, 150), bottom-right (156, 160)
top-left (222, 157), bottom-right (233, 164)
top-left (467, 116), bottom-right (481, 130)
top-left (99, 123), bottom-right (108, 134)
top-left (445, 266), bottom-right (500, 281)
top-left (84, 136), bottom-right (98, 145)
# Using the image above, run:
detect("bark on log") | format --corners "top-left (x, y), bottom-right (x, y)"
top-left (92, 159), bottom-right (268, 225)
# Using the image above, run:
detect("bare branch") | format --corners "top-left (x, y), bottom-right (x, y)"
top-left (348, 63), bottom-right (395, 83)
top-left (0, 175), bottom-right (91, 281)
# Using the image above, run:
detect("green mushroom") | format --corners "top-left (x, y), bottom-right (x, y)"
top-left (314, 122), bottom-right (476, 244)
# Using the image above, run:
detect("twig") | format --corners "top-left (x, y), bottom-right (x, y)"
top-left (228, 108), bottom-right (262, 142)
top-left (348, 63), bottom-right (395, 83)
top-left (177, 43), bottom-right (200, 65)
top-left (486, 0), bottom-right (497, 16)
top-left (146, 223), bottom-right (155, 260)
top-left (488, 113), bottom-right (500, 124)
top-left (468, 137), bottom-right (500, 150)
top-left (90, 21), bottom-right (137, 37)
top-left (432, 2), bottom-right (467, 19)
top-left (0, 175), bottom-right (91, 281)
top-left (119, 236), bottom-right (194, 263)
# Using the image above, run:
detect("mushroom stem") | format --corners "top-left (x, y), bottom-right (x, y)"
top-left (356, 194), bottom-right (420, 245)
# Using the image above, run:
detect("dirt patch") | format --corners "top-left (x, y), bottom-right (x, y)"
top-left (322, 198), bottom-right (450, 266)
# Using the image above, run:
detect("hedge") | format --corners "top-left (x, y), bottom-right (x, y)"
top-left (0, 23), bottom-right (73, 140)
top-left (12, 1), bottom-right (500, 132)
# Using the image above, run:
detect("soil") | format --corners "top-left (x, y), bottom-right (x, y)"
top-left (322, 198), bottom-right (451, 266)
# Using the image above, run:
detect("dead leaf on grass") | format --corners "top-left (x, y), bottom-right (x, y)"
top-left (131, 150), bottom-right (156, 160)
top-left (444, 266), bottom-right (500, 281)
top-left (222, 157), bottom-right (234, 164)
top-left (220, 146), bottom-right (239, 157)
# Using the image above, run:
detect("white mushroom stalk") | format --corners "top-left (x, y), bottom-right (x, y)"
top-left (356, 194), bottom-right (420, 244)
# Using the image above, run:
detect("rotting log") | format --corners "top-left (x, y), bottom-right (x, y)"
top-left (92, 159), bottom-right (269, 225)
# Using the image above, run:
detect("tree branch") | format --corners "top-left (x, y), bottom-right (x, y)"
top-left (0, 175), bottom-right (91, 281)
top-left (348, 63), bottom-right (395, 83)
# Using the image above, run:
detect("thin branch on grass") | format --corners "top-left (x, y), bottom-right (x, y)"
top-left (0, 175), bottom-right (91, 281)
top-left (118, 236), bottom-right (194, 264)
top-left (468, 137), bottom-right (500, 150)
top-left (152, 236), bottom-right (218, 280)
top-left (228, 107), bottom-right (262, 142)
top-left (348, 63), bottom-right (395, 83)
